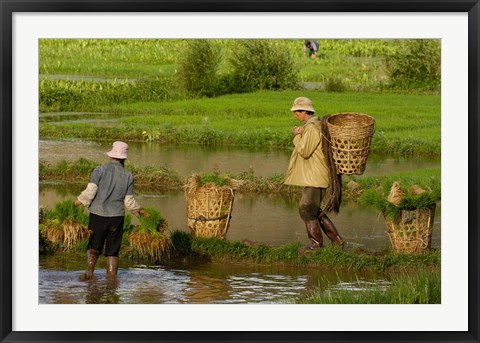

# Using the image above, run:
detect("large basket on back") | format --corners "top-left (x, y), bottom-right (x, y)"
top-left (326, 112), bottom-right (375, 175)
top-left (185, 175), bottom-right (236, 239)
top-left (384, 205), bottom-right (436, 254)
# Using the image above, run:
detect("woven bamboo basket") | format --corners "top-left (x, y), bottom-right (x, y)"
top-left (185, 175), bottom-right (236, 239)
top-left (326, 112), bottom-right (375, 175)
top-left (383, 205), bottom-right (436, 254)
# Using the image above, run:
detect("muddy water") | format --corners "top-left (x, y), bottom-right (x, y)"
top-left (39, 253), bottom-right (389, 304)
top-left (39, 139), bottom-right (440, 178)
top-left (39, 184), bottom-right (438, 304)
top-left (38, 139), bottom-right (441, 304)
top-left (40, 184), bottom-right (441, 250)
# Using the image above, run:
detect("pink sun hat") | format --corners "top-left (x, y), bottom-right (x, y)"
top-left (106, 141), bottom-right (129, 159)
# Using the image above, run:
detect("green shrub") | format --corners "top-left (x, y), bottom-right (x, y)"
top-left (324, 75), bottom-right (347, 92)
top-left (385, 39), bottom-right (441, 92)
top-left (176, 39), bottom-right (222, 97)
top-left (228, 39), bottom-right (300, 92)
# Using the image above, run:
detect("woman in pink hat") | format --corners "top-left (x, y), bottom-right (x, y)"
top-left (75, 141), bottom-right (147, 281)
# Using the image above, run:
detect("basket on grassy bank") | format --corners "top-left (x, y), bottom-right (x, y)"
top-left (185, 173), bottom-right (240, 239)
top-left (128, 207), bottom-right (173, 262)
top-left (361, 181), bottom-right (440, 254)
top-left (39, 200), bottom-right (90, 251)
top-left (326, 112), bottom-right (375, 175)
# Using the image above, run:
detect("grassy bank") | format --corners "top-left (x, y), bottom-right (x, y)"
top-left (39, 158), bottom-right (440, 201)
top-left (40, 223), bottom-right (440, 273)
top-left (296, 270), bottom-right (440, 304)
top-left (39, 39), bottom-right (440, 157)
top-left (172, 231), bottom-right (440, 271)
top-left (39, 90), bottom-right (440, 157)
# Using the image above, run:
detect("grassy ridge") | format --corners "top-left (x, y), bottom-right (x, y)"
top-left (297, 270), bottom-right (440, 304)
top-left (167, 231), bottom-right (440, 273)
top-left (39, 158), bottom-right (440, 203)
top-left (39, 90), bottom-right (440, 156)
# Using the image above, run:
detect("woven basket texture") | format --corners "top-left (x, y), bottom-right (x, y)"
top-left (326, 112), bottom-right (375, 175)
top-left (384, 205), bottom-right (436, 254)
top-left (185, 177), bottom-right (235, 239)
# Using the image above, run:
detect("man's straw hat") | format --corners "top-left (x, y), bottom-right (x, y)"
top-left (290, 97), bottom-right (315, 113)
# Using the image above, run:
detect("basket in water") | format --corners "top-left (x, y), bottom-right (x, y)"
top-left (326, 112), bottom-right (375, 175)
top-left (383, 205), bottom-right (436, 254)
top-left (185, 175), bottom-right (236, 239)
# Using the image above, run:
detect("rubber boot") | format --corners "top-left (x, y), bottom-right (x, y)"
top-left (319, 214), bottom-right (345, 247)
top-left (304, 220), bottom-right (324, 250)
top-left (106, 256), bottom-right (119, 278)
top-left (79, 249), bottom-right (99, 281)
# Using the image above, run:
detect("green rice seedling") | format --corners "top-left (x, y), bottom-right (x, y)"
top-left (198, 170), bottom-right (232, 187)
top-left (39, 158), bottom-right (96, 183)
top-left (179, 233), bottom-right (440, 271)
top-left (299, 270), bottom-right (440, 304)
top-left (40, 158), bottom-right (184, 190)
top-left (128, 164), bottom-right (184, 190)
top-left (169, 230), bottom-right (193, 256)
top-left (128, 207), bottom-right (173, 262)
top-left (360, 181), bottom-right (440, 221)
top-left (40, 200), bottom-right (91, 251)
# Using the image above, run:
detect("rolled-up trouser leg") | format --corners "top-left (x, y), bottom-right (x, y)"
top-left (299, 187), bottom-right (345, 247)
top-left (299, 187), bottom-right (325, 221)
top-left (299, 187), bottom-right (325, 249)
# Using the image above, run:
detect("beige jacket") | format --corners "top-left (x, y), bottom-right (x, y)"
top-left (284, 116), bottom-right (329, 188)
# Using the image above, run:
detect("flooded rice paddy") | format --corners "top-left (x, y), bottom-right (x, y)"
top-left (40, 138), bottom-right (439, 178)
top-left (39, 255), bottom-right (388, 304)
top-left (39, 138), bottom-right (441, 304)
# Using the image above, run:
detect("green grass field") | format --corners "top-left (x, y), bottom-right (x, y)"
top-left (39, 39), bottom-right (441, 157)
top-left (40, 89), bottom-right (440, 156)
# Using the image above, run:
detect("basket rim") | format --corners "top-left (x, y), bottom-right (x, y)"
top-left (326, 112), bottom-right (375, 126)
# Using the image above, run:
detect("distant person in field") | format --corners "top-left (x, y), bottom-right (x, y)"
top-left (75, 141), bottom-right (147, 281)
top-left (303, 40), bottom-right (319, 58)
top-left (284, 97), bottom-right (345, 251)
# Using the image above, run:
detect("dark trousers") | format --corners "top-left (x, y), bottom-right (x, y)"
top-left (298, 187), bottom-right (326, 221)
top-left (87, 213), bottom-right (124, 257)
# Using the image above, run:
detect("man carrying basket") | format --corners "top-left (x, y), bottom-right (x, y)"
top-left (284, 97), bottom-right (345, 251)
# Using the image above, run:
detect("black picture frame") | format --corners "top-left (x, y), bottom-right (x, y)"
top-left (1, 1), bottom-right (479, 342)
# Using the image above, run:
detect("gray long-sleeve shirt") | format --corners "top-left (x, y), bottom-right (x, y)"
top-left (77, 160), bottom-right (141, 217)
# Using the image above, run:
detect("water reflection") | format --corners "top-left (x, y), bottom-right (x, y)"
top-left (39, 139), bottom-right (440, 178)
top-left (39, 258), bottom-right (390, 304)
top-left (39, 184), bottom-right (441, 250)
top-left (38, 138), bottom-right (441, 304)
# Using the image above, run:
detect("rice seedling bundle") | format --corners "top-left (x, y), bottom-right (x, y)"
top-left (385, 182), bottom-right (437, 254)
top-left (361, 182), bottom-right (439, 254)
top-left (39, 200), bottom-right (90, 251)
top-left (385, 205), bottom-right (436, 254)
top-left (128, 207), bottom-right (173, 262)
